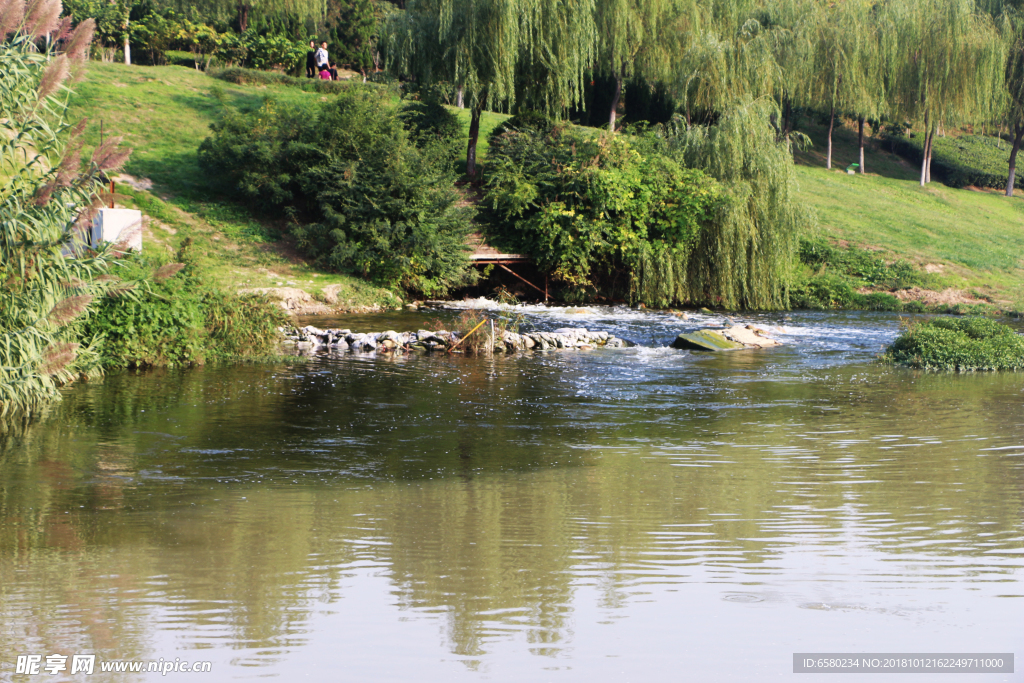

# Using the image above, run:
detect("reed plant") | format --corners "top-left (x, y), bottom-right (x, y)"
top-left (0, 10), bottom-right (132, 416)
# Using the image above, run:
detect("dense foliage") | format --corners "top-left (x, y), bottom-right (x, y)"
top-left (657, 100), bottom-right (811, 309)
top-left (483, 99), bottom-right (809, 310)
top-left (83, 242), bottom-right (287, 368)
top-left (0, 14), bottom-right (132, 416)
top-left (482, 123), bottom-right (721, 306)
top-left (884, 317), bottom-right (1024, 370)
top-left (198, 90), bottom-right (474, 296)
top-left (126, 11), bottom-right (306, 69)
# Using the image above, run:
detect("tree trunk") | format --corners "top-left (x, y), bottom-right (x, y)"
top-left (609, 72), bottom-right (622, 132)
top-left (456, 87), bottom-right (464, 109)
top-left (926, 128), bottom-right (933, 183)
top-left (1006, 123), bottom-right (1024, 197)
top-left (858, 116), bottom-right (865, 174)
top-left (238, 3), bottom-right (250, 33)
top-left (826, 104), bottom-right (835, 169)
top-left (123, 24), bottom-right (130, 65)
top-left (466, 103), bottom-right (482, 179)
top-left (919, 114), bottom-right (930, 187)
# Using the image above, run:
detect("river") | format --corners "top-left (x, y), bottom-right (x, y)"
top-left (1, 306), bottom-right (1021, 682)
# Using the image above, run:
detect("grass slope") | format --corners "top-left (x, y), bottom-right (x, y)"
top-left (66, 62), bottom-right (397, 309)
top-left (793, 119), bottom-right (1024, 307)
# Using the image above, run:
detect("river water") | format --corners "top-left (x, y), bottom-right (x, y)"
top-left (1, 306), bottom-right (1021, 682)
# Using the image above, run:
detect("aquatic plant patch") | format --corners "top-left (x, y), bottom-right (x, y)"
top-left (883, 317), bottom-right (1024, 371)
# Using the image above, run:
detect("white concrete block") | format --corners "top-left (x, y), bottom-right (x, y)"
top-left (92, 208), bottom-right (143, 252)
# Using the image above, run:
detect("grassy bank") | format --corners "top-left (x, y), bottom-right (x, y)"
top-left (66, 62), bottom-right (400, 312)
top-left (791, 119), bottom-right (1024, 311)
top-left (68, 63), bottom-right (1024, 312)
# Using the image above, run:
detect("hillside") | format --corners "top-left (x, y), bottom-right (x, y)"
top-left (792, 119), bottom-right (1024, 308)
top-left (67, 62), bottom-right (1024, 311)
top-left (66, 62), bottom-right (399, 313)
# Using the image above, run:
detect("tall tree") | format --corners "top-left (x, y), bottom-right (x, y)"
top-left (673, 0), bottom-right (800, 125)
top-left (593, 0), bottom-right (691, 131)
top-left (385, 0), bottom-right (596, 177)
top-left (154, 0), bottom-right (326, 33)
top-left (1000, 7), bottom-right (1024, 195)
top-left (803, 0), bottom-right (876, 170)
top-left (880, 0), bottom-right (1005, 186)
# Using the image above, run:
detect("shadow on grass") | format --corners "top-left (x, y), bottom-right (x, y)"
top-left (793, 120), bottom-right (919, 182)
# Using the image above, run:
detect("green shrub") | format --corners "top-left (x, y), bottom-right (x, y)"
top-left (198, 90), bottom-right (475, 296)
top-left (400, 96), bottom-right (462, 148)
top-left (790, 273), bottom-right (859, 309)
top-left (482, 124), bottom-right (720, 304)
top-left (884, 317), bottom-right (1024, 370)
top-left (83, 243), bottom-right (286, 368)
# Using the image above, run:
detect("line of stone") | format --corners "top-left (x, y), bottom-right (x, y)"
top-left (282, 326), bottom-right (629, 353)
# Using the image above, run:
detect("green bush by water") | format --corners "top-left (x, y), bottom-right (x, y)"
top-left (198, 89), bottom-right (474, 297)
top-left (884, 317), bottom-right (1024, 370)
top-left (791, 238), bottom-right (925, 311)
top-left (83, 242), bottom-right (287, 369)
top-left (482, 123), bottom-right (720, 306)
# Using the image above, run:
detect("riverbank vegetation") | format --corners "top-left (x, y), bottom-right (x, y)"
top-left (198, 90), bottom-right (476, 296)
top-left (48, 0), bottom-right (1024, 316)
top-left (0, 15), bottom-right (127, 417)
top-left (483, 101), bottom-right (807, 309)
top-left (83, 242), bottom-right (287, 368)
top-left (885, 318), bottom-right (1024, 370)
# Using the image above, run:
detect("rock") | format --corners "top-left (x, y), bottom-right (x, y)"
top-left (405, 303), bottom-right (419, 311)
top-left (671, 330), bottom-right (745, 351)
top-left (721, 325), bottom-right (780, 348)
top-left (699, 307), bottom-right (715, 315)
top-left (381, 339), bottom-right (397, 350)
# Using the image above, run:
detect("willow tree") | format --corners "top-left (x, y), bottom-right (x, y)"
top-left (1, 10), bottom-right (134, 415)
top-left (385, 0), bottom-right (596, 177)
top-left (880, 0), bottom-right (1005, 186)
top-left (1000, 8), bottom-right (1024, 195)
top-left (593, 0), bottom-right (693, 130)
top-left (660, 98), bottom-right (813, 309)
top-left (154, 0), bottom-right (325, 32)
top-left (803, 0), bottom-right (876, 170)
top-left (673, 0), bottom-right (801, 127)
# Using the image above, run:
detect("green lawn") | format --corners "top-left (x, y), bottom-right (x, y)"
top-left (792, 119), bottom-right (1024, 305)
top-left (65, 62), bottom-right (397, 307)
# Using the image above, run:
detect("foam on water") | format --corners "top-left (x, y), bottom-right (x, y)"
top-left (429, 300), bottom-right (905, 361)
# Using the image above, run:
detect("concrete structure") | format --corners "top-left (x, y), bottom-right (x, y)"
top-left (92, 208), bottom-right (142, 252)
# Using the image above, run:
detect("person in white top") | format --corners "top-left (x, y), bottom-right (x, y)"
top-left (315, 42), bottom-right (329, 72)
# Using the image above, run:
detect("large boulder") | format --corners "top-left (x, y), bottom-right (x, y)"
top-left (721, 325), bottom-right (781, 348)
top-left (671, 330), bottom-right (746, 351)
top-left (672, 325), bottom-right (781, 351)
